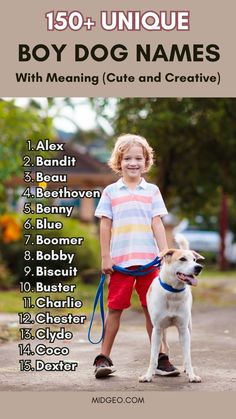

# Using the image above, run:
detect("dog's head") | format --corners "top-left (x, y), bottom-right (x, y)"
top-left (159, 235), bottom-right (204, 287)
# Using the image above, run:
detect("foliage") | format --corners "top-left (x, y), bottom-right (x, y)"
top-left (0, 262), bottom-right (16, 289)
top-left (0, 213), bottom-right (20, 288)
top-left (0, 99), bottom-right (53, 213)
top-left (0, 213), bottom-right (100, 286)
top-left (92, 98), bottom-right (236, 221)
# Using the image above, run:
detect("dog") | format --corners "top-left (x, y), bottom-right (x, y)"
top-left (139, 234), bottom-right (204, 383)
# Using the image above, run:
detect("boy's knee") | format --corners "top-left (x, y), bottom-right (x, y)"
top-left (108, 308), bottom-right (123, 317)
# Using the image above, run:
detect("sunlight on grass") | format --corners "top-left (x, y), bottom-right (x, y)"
top-left (0, 282), bottom-right (101, 314)
top-left (0, 270), bottom-right (235, 314)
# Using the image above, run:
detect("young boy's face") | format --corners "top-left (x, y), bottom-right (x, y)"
top-left (120, 145), bottom-right (146, 181)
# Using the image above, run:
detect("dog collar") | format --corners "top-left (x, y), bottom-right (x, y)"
top-left (158, 277), bottom-right (185, 293)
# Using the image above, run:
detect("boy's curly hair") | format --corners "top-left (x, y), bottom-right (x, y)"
top-left (108, 134), bottom-right (154, 174)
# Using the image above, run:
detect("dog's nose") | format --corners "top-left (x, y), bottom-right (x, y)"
top-left (194, 265), bottom-right (203, 275)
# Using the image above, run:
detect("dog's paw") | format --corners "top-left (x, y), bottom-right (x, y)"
top-left (139, 374), bottom-right (152, 383)
top-left (189, 375), bottom-right (201, 383)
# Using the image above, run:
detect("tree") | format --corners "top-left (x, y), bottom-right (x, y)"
top-left (0, 99), bottom-right (53, 213)
top-left (93, 98), bottom-right (236, 269)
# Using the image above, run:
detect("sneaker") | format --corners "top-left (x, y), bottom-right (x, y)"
top-left (155, 353), bottom-right (180, 377)
top-left (93, 354), bottom-right (116, 379)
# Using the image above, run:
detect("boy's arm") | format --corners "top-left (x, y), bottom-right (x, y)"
top-left (152, 216), bottom-right (168, 253)
top-left (100, 216), bottom-right (114, 274)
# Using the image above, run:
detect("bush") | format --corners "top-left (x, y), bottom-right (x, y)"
top-left (0, 262), bottom-right (16, 289)
top-left (0, 213), bottom-right (100, 286)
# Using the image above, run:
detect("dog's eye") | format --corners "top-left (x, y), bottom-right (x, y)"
top-left (179, 257), bottom-right (187, 262)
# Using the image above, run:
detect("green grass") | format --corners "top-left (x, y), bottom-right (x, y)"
top-left (0, 269), bottom-right (235, 314)
top-left (192, 269), bottom-right (236, 307)
top-left (0, 290), bottom-right (23, 313)
top-left (201, 269), bottom-right (236, 279)
top-left (0, 272), bottom-right (235, 345)
top-left (0, 282), bottom-right (101, 314)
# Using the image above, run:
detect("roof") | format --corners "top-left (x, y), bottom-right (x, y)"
top-left (39, 141), bottom-right (113, 174)
top-left (5, 141), bottom-right (117, 188)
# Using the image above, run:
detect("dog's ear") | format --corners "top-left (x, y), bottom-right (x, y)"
top-left (192, 251), bottom-right (205, 261)
top-left (159, 249), bottom-right (175, 263)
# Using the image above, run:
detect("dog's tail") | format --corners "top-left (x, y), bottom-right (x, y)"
top-left (174, 233), bottom-right (189, 250)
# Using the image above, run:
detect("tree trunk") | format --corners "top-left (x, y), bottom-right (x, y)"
top-left (219, 190), bottom-right (228, 270)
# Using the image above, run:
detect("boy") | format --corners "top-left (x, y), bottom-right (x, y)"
top-left (93, 134), bottom-right (179, 378)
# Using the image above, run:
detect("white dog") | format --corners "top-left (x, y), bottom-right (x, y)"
top-left (139, 234), bottom-right (204, 383)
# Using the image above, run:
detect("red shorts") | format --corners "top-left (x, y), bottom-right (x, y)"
top-left (107, 266), bottom-right (159, 310)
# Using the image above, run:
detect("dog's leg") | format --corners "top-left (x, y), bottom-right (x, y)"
top-left (183, 320), bottom-right (192, 372)
top-left (178, 327), bottom-right (201, 383)
top-left (139, 326), bottom-right (161, 382)
top-left (188, 318), bottom-right (192, 335)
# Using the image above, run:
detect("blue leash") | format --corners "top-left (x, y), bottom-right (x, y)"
top-left (87, 257), bottom-right (161, 344)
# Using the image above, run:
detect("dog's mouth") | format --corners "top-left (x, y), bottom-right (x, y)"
top-left (176, 272), bottom-right (198, 286)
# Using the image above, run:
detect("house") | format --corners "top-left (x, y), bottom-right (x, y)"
top-left (5, 141), bottom-right (117, 222)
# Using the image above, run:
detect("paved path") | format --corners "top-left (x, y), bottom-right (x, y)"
top-left (0, 306), bottom-right (236, 391)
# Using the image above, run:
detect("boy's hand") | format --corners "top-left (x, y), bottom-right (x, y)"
top-left (102, 255), bottom-right (114, 274)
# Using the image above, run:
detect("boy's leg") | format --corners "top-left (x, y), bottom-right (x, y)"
top-left (101, 269), bottom-right (134, 355)
top-left (94, 270), bottom-right (134, 378)
top-left (94, 308), bottom-right (122, 378)
top-left (142, 305), bottom-right (152, 341)
top-left (101, 308), bottom-right (123, 356)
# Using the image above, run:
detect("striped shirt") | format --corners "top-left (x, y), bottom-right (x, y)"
top-left (95, 178), bottom-right (168, 268)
